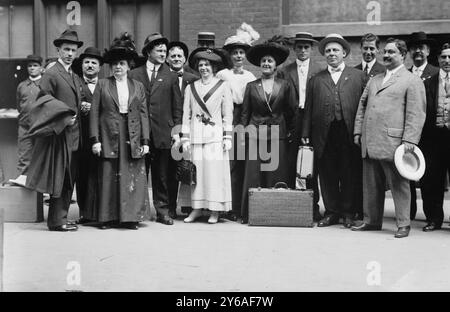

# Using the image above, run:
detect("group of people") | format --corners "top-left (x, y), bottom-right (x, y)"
top-left (13, 25), bottom-right (449, 238)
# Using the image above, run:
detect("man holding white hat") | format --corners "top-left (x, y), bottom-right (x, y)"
top-left (302, 33), bottom-right (367, 228)
top-left (352, 37), bottom-right (426, 238)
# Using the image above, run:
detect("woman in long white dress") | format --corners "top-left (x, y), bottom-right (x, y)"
top-left (180, 49), bottom-right (233, 224)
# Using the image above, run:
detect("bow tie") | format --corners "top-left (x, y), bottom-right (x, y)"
top-left (176, 71), bottom-right (183, 77)
top-left (329, 67), bottom-right (342, 73)
top-left (233, 69), bottom-right (245, 75)
top-left (85, 78), bottom-right (97, 84)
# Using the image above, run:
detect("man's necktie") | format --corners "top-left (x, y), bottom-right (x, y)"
top-left (445, 73), bottom-right (450, 96)
top-left (330, 67), bottom-right (342, 73)
top-left (152, 68), bottom-right (157, 81)
top-left (363, 64), bottom-right (369, 75)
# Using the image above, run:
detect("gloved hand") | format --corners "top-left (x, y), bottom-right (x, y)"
top-left (140, 144), bottom-right (149, 155)
top-left (68, 114), bottom-right (77, 126)
top-left (92, 142), bottom-right (102, 156)
top-left (223, 138), bottom-right (232, 151)
top-left (172, 134), bottom-right (181, 149)
top-left (182, 140), bottom-right (191, 153)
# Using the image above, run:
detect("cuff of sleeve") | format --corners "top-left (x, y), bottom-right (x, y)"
top-left (90, 137), bottom-right (100, 145)
top-left (181, 133), bottom-right (190, 142)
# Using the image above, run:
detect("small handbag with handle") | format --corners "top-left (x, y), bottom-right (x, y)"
top-left (176, 159), bottom-right (197, 185)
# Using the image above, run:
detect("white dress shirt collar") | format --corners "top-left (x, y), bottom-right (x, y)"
top-left (412, 61), bottom-right (428, 74)
top-left (327, 62), bottom-right (345, 74)
top-left (58, 58), bottom-right (71, 73)
top-left (362, 59), bottom-right (376, 72)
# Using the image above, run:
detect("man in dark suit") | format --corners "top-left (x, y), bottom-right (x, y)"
top-left (302, 34), bottom-right (367, 228)
top-left (419, 43), bottom-right (450, 232)
top-left (278, 32), bottom-right (323, 221)
top-left (408, 31), bottom-right (440, 220)
top-left (76, 47), bottom-right (103, 224)
top-left (35, 29), bottom-right (84, 231)
top-left (355, 33), bottom-right (385, 79)
top-left (166, 41), bottom-right (198, 218)
top-left (129, 33), bottom-right (182, 225)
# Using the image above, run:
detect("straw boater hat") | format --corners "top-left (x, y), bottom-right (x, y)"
top-left (141, 32), bottom-right (169, 56)
top-left (292, 32), bottom-right (318, 44)
top-left (408, 31), bottom-right (436, 48)
top-left (79, 47), bottom-right (104, 65)
top-left (103, 32), bottom-right (138, 64)
top-left (223, 23), bottom-right (260, 52)
top-left (246, 38), bottom-right (290, 67)
top-left (318, 33), bottom-right (351, 56)
top-left (53, 29), bottom-right (83, 48)
top-left (188, 48), bottom-right (228, 71)
top-left (197, 32), bottom-right (216, 47)
top-left (394, 144), bottom-right (426, 181)
top-left (167, 41), bottom-right (189, 59)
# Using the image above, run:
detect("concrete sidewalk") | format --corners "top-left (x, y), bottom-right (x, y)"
top-left (3, 191), bottom-right (450, 292)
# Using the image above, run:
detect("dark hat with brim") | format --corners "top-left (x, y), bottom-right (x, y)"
top-left (168, 41), bottom-right (189, 58)
top-left (79, 47), bottom-right (104, 65)
top-left (318, 33), bottom-right (351, 56)
top-left (408, 31), bottom-right (436, 48)
top-left (292, 32), bottom-right (318, 44)
top-left (103, 48), bottom-right (138, 64)
top-left (142, 33), bottom-right (169, 56)
top-left (188, 48), bottom-right (230, 71)
top-left (246, 42), bottom-right (290, 67)
top-left (53, 29), bottom-right (83, 48)
top-left (26, 54), bottom-right (43, 65)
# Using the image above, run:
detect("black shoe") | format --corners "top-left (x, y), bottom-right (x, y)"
top-left (168, 209), bottom-right (178, 220)
top-left (76, 217), bottom-right (91, 225)
top-left (241, 217), bottom-right (248, 224)
top-left (317, 214), bottom-right (340, 227)
top-left (156, 215), bottom-right (174, 225)
top-left (351, 223), bottom-right (382, 231)
top-left (313, 210), bottom-right (323, 222)
top-left (224, 211), bottom-right (238, 222)
top-left (423, 222), bottom-right (441, 232)
top-left (49, 224), bottom-right (78, 232)
top-left (122, 222), bottom-right (139, 230)
top-left (343, 217), bottom-right (355, 228)
top-left (395, 226), bottom-right (410, 238)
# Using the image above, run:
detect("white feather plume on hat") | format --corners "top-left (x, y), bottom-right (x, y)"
top-left (223, 23), bottom-right (260, 49)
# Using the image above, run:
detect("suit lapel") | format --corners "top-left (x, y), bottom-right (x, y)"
top-left (127, 78), bottom-right (136, 106)
top-left (107, 77), bottom-right (120, 109)
top-left (376, 67), bottom-right (404, 94)
top-left (56, 62), bottom-right (77, 94)
top-left (139, 66), bottom-right (152, 93)
top-left (269, 78), bottom-right (282, 108)
top-left (337, 66), bottom-right (351, 90)
top-left (289, 64), bottom-right (299, 95)
top-left (150, 64), bottom-right (166, 96)
top-left (255, 80), bottom-right (272, 113)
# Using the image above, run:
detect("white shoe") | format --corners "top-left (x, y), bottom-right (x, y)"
top-left (9, 175), bottom-right (27, 187)
top-left (208, 211), bottom-right (219, 224)
top-left (184, 209), bottom-right (202, 223)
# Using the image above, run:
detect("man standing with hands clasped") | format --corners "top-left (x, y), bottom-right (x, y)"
top-left (352, 37), bottom-right (426, 238)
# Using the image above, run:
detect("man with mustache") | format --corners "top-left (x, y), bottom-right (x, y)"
top-left (278, 32), bottom-right (323, 222)
top-left (417, 43), bottom-right (450, 232)
top-left (355, 33), bottom-right (385, 79)
top-left (352, 38), bottom-right (426, 238)
top-left (302, 34), bottom-right (367, 228)
top-left (76, 47), bottom-right (103, 224)
top-left (129, 33), bottom-right (182, 225)
top-left (408, 31), bottom-right (439, 221)
top-left (166, 40), bottom-right (198, 218)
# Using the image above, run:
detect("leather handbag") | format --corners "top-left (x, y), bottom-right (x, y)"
top-left (176, 159), bottom-right (197, 185)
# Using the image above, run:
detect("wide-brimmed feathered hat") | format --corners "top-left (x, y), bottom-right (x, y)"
top-left (223, 23), bottom-right (260, 52)
top-left (246, 36), bottom-right (290, 67)
top-left (188, 48), bottom-right (231, 71)
top-left (103, 32), bottom-right (138, 64)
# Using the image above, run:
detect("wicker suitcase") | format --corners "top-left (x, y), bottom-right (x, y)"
top-left (248, 183), bottom-right (313, 227)
top-left (0, 185), bottom-right (43, 222)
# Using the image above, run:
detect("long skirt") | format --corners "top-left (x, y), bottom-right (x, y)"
top-left (179, 141), bottom-right (232, 211)
top-left (94, 114), bottom-right (150, 223)
top-left (240, 138), bottom-right (288, 219)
